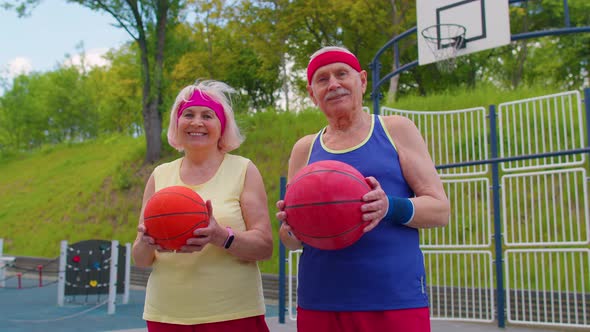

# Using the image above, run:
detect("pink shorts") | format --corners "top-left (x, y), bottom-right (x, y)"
top-left (297, 307), bottom-right (431, 332)
top-left (146, 315), bottom-right (269, 332)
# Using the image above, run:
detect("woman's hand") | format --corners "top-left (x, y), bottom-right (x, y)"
top-left (182, 200), bottom-right (227, 252)
top-left (137, 223), bottom-right (162, 251)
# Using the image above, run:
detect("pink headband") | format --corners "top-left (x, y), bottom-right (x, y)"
top-left (177, 90), bottom-right (226, 134)
top-left (306, 51), bottom-right (362, 84)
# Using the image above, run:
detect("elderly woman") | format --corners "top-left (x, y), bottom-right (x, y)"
top-left (133, 80), bottom-right (273, 332)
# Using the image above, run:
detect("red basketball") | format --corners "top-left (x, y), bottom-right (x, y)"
top-left (284, 160), bottom-right (371, 250)
top-left (143, 186), bottom-right (209, 250)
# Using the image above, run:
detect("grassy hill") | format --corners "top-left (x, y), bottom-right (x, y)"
top-left (0, 135), bottom-right (146, 255)
top-left (0, 84), bottom-right (574, 274)
top-left (0, 111), bottom-right (328, 274)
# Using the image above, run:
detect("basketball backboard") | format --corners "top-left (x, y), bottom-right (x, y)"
top-left (417, 0), bottom-right (511, 66)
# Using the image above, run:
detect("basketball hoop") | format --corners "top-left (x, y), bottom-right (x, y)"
top-left (421, 24), bottom-right (467, 72)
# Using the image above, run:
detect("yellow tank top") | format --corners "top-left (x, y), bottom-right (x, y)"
top-left (143, 154), bottom-right (265, 325)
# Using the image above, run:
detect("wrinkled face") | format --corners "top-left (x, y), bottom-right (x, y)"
top-left (177, 106), bottom-right (222, 149)
top-left (307, 62), bottom-right (367, 115)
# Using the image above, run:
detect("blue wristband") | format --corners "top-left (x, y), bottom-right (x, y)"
top-left (384, 196), bottom-right (415, 225)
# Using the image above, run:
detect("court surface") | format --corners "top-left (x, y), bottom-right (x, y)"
top-left (0, 278), bottom-right (562, 332)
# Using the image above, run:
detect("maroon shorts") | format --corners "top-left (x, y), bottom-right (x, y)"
top-left (146, 315), bottom-right (269, 332)
top-left (297, 307), bottom-right (431, 332)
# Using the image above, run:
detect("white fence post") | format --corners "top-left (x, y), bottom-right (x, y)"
top-left (0, 239), bottom-right (12, 288)
top-left (57, 240), bottom-right (67, 306)
top-left (107, 240), bottom-right (119, 314)
top-left (0, 238), bottom-right (4, 287)
top-left (123, 242), bottom-right (131, 304)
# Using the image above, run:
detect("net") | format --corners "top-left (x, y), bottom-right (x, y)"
top-left (421, 24), bottom-right (466, 72)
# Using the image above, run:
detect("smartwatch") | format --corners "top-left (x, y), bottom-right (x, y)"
top-left (223, 226), bottom-right (235, 249)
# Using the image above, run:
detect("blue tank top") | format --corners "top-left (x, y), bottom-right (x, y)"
top-left (298, 115), bottom-right (429, 311)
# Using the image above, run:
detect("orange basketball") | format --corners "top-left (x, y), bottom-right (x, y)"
top-left (143, 186), bottom-right (209, 250)
top-left (284, 160), bottom-right (371, 250)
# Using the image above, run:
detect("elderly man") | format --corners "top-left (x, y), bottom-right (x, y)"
top-left (277, 46), bottom-right (450, 332)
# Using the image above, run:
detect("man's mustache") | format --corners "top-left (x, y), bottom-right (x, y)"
top-left (325, 88), bottom-right (351, 101)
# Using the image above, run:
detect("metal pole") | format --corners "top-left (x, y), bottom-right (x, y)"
top-left (0, 239), bottom-right (4, 288)
top-left (57, 240), bottom-right (67, 306)
top-left (563, 0), bottom-right (571, 27)
top-left (369, 26), bottom-right (418, 115)
top-left (584, 88), bottom-right (590, 152)
top-left (123, 243), bottom-right (131, 304)
top-left (489, 104), bottom-right (505, 328)
top-left (37, 265), bottom-right (43, 287)
top-left (278, 176), bottom-right (287, 324)
top-left (108, 240), bottom-right (119, 315)
top-left (371, 59), bottom-right (382, 115)
top-left (584, 88), bottom-right (590, 191)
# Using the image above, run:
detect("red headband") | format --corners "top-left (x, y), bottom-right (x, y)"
top-left (306, 51), bottom-right (362, 84)
top-left (177, 90), bottom-right (226, 135)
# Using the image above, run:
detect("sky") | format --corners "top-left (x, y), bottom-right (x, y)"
top-left (0, 2), bottom-right (130, 83)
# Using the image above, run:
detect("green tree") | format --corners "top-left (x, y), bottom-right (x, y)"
top-left (2, 0), bottom-right (183, 162)
top-left (77, 0), bottom-right (181, 163)
top-left (227, 1), bottom-right (284, 110)
top-left (42, 67), bottom-right (98, 143)
top-left (0, 74), bottom-right (49, 149)
top-left (0, 66), bottom-right (102, 148)
top-left (85, 46), bottom-right (143, 135)
top-left (478, 0), bottom-right (590, 91)
top-left (169, 1), bottom-right (283, 111)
